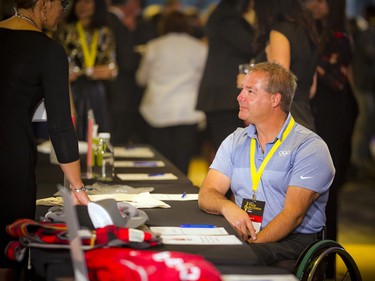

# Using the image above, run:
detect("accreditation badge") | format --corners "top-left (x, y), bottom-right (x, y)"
top-left (241, 198), bottom-right (265, 233)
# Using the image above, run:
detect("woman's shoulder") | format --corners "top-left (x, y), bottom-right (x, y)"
top-left (4, 29), bottom-right (62, 49)
top-left (272, 21), bottom-right (298, 36)
top-left (272, 21), bottom-right (311, 46)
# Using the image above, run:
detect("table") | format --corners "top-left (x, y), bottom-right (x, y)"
top-left (31, 145), bottom-right (294, 280)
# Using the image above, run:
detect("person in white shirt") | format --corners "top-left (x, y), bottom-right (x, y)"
top-left (136, 11), bottom-right (207, 174)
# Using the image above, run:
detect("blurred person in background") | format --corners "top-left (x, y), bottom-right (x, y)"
top-left (55, 0), bottom-right (118, 140)
top-left (305, 0), bottom-right (358, 245)
top-left (349, 3), bottom-right (375, 175)
top-left (136, 11), bottom-right (207, 174)
top-left (105, 0), bottom-right (146, 145)
top-left (249, 0), bottom-right (319, 132)
top-left (197, 0), bottom-right (255, 157)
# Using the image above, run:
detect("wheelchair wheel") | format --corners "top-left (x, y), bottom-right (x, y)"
top-left (294, 239), bottom-right (362, 281)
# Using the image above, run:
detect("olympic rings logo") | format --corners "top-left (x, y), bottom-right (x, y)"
top-left (279, 150), bottom-right (290, 157)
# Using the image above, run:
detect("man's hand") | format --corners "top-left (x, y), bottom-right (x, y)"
top-left (198, 169), bottom-right (257, 242)
top-left (222, 204), bottom-right (257, 241)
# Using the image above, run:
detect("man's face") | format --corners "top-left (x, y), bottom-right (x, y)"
top-left (237, 71), bottom-right (275, 124)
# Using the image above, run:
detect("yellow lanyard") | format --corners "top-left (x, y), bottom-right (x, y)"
top-left (250, 117), bottom-right (295, 199)
top-left (76, 21), bottom-right (99, 68)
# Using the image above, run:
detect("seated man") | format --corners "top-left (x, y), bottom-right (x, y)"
top-left (198, 62), bottom-right (335, 265)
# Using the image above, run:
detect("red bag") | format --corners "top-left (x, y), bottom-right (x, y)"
top-left (85, 248), bottom-right (223, 281)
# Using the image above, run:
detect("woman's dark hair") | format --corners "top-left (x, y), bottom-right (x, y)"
top-left (315, 0), bottom-right (348, 52)
top-left (222, 0), bottom-right (251, 14)
top-left (157, 11), bottom-right (192, 35)
top-left (64, 0), bottom-right (108, 29)
top-left (14, 0), bottom-right (37, 9)
top-left (253, 0), bottom-right (318, 53)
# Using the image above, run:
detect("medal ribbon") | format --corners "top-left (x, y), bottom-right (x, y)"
top-left (76, 21), bottom-right (99, 68)
top-left (250, 117), bottom-right (295, 198)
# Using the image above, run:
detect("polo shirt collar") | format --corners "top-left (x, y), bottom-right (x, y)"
top-left (245, 113), bottom-right (293, 142)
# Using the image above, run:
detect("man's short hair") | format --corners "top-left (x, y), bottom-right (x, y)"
top-left (249, 62), bottom-right (297, 113)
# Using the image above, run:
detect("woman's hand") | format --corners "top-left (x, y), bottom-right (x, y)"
top-left (71, 190), bottom-right (91, 205)
top-left (90, 64), bottom-right (118, 80)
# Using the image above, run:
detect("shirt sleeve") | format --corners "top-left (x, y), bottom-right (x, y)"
top-left (210, 128), bottom-right (244, 179)
top-left (289, 136), bottom-right (335, 193)
top-left (41, 41), bottom-right (79, 164)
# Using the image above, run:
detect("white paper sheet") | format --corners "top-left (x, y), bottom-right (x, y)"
top-left (117, 173), bottom-right (178, 181)
top-left (151, 193), bottom-right (198, 201)
top-left (37, 192), bottom-right (171, 208)
top-left (114, 147), bottom-right (155, 158)
top-left (161, 235), bottom-right (242, 245)
top-left (89, 192), bottom-right (170, 208)
top-left (150, 227), bottom-right (228, 236)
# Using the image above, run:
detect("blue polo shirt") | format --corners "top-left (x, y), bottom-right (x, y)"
top-left (210, 114), bottom-right (335, 234)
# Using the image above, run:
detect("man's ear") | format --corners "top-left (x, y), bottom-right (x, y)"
top-left (271, 92), bottom-right (282, 108)
top-left (39, 0), bottom-right (49, 20)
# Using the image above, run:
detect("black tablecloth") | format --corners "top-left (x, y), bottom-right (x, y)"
top-left (31, 145), bottom-right (291, 280)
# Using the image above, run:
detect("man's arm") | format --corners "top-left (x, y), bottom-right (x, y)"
top-left (248, 185), bottom-right (319, 243)
top-left (198, 169), bottom-right (257, 240)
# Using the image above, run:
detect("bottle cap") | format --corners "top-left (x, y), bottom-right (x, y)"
top-left (98, 132), bottom-right (111, 139)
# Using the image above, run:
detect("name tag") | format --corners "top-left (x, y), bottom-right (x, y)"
top-left (241, 198), bottom-right (265, 233)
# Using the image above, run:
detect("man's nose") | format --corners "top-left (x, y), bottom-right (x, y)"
top-left (237, 89), bottom-right (246, 102)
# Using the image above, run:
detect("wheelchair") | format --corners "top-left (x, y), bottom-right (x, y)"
top-left (293, 239), bottom-right (362, 281)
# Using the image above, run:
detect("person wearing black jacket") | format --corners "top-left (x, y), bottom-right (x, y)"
top-left (197, 0), bottom-right (255, 152)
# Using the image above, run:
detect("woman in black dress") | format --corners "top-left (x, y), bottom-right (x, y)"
top-left (252, 0), bottom-right (319, 131)
top-left (0, 0), bottom-right (90, 274)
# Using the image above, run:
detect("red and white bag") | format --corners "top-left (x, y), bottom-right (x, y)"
top-left (85, 248), bottom-right (223, 281)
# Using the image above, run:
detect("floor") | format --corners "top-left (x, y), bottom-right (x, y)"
top-left (187, 156), bottom-right (375, 281)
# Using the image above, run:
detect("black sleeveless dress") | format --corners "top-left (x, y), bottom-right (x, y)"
top-left (256, 21), bottom-right (318, 131)
top-left (0, 28), bottom-right (79, 267)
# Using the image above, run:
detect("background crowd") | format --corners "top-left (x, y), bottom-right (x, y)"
top-left (1, 0), bottom-right (374, 173)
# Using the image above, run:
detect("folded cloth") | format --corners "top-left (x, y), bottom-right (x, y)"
top-left (88, 200), bottom-right (150, 229)
top-left (52, 183), bottom-right (155, 197)
top-left (36, 192), bottom-right (171, 208)
top-left (5, 218), bottom-right (162, 262)
top-left (41, 200), bottom-right (150, 230)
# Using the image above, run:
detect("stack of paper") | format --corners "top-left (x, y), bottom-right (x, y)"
top-left (150, 226), bottom-right (243, 245)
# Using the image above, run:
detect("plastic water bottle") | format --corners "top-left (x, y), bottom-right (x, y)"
top-left (95, 132), bottom-right (114, 181)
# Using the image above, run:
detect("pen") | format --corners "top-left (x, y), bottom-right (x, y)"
top-left (180, 224), bottom-right (216, 228)
top-left (135, 161), bottom-right (158, 167)
top-left (181, 192), bottom-right (187, 198)
top-left (149, 173), bottom-right (164, 177)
